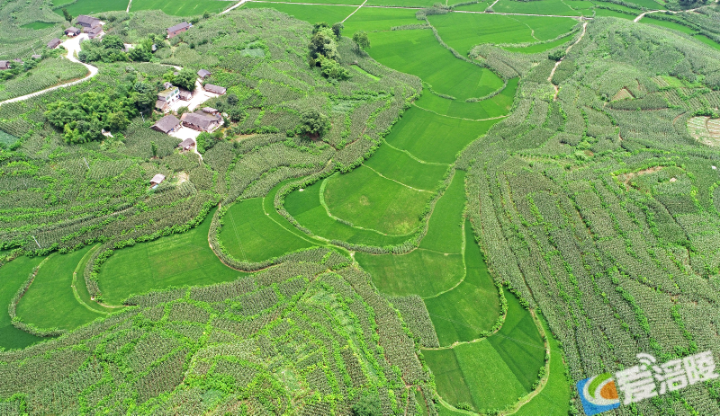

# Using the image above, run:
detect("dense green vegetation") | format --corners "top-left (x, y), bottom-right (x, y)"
top-left (4, 0), bottom-right (720, 414)
top-left (0, 56), bottom-right (88, 102)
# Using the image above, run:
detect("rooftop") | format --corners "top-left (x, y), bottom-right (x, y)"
top-left (152, 115), bottom-right (180, 133)
top-left (150, 174), bottom-right (165, 184)
top-left (168, 22), bottom-right (191, 33)
top-left (158, 87), bottom-right (178, 99)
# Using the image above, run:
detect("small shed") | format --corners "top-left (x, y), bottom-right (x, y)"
top-left (151, 114), bottom-right (181, 134)
top-left (178, 138), bottom-right (196, 151)
top-left (150, 174), bottom-right (165, 186)
top-left (197, 69), bottom-right (211, 79)
top-left (13, 58), bottom-right (22, 64)
top-left (204, 83), bottom-right (226, 95)
top-left (64, 27), bottom-right (81, 36)
top-left (202, 107), bottom-right (220, 116)
top-left (0, 61), bottom-right (10, 70)
top-left (155, 100), bottom-right (170, 113)
top-left (31, 54), bottom-right (42, 60)
top-left (47, 38), bottom-right (62, 49)
top-left (163, 81), bottom-right (173, 90)
top-left (178, 89), bottom-right (193, 101)
top-left (167, 22), bottom-right (191, 38)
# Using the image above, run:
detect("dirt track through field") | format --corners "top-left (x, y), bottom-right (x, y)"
top-left (343, 0), bottom-right (369, 22)
top-left (547, 20), bottom-right (587, 99)
top-left (0, 35), bottom-right (98, 107)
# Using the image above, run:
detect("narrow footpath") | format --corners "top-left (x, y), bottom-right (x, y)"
top-left (547, 20), bottom-right (587, 99)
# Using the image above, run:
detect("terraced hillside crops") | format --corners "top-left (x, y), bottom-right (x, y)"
top-left (3, 0), bottom-right (720, 414)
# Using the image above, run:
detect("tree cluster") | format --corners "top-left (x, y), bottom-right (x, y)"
top-left (0, 56), bottom-right (40, 81)
top-left (163, 68), bottom-right (196, 91)
top-left (296, 109), bottom-right (330, 138)
top-left (45, 91), bottom-right (138, 143)
top-left (307, 22), bottom-right (350, 80)
top-left (79, 35), bottom-right (159, 64)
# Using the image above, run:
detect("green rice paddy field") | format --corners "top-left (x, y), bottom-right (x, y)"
top-left (242, 3), bottom-right (356, 24)
top-left (363, 29), bottom-right (505, 103)
top-left (20, 21), bottom-right (57, 30)
top-left (382, 108), bottom-right (497, 164)
top-left (285, 179), bottom-right (413, 246)
top-left (0, 1), bottom-right (600, 412)
top-left (414, 77), bottom-right (518, 120)
top-left (425, 291), bottom-right (545, 412)
top-left (97, 208), bottom-right (248, 305)
top-left (513, 314), bottom-right (572, 416)
top-left (0, 256), bottom-right (44, 350)
top-left (490, 0), bottom-right (587, 16)
top-left (219, 196), bottom-right (314, 263)
top-left (54, 0), bottom-right (129, 17)
top-left (502, 36), bottom-right (571, 54)
top-left (427, 13), bottom-right (578, 54)
top-left (16, 247), bottom-right (105, 331)
top-left (342, 7), bottom-right (419, 35)
top-left (324, 166), bottom-right (433, 235)
top-left (356, 171), bottom-right (467, 297)
top-left (425, 220), bottom-right (502, 345)
top-left (131, 0), bottom-right (230, 16)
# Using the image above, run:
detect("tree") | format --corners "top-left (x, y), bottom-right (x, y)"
top-left (312, 22), bottom-right (330, 34)
top-left (173, 68), bottom-right (196, 91)
top-left (62, 8), bottom-right (72, 23)
top-left (203, 11), bottom-right (210, 19)
top-left (548, 50), bottom-right (566, 61)
top-left (107, 111), bottom-right (130, 132)
top-left (309, 27), bottom-right (340, 62)
top-left (151, 141), bottom-right (157, 158)
top-left (353, 31), bottom-right (370, 52)
top-left (351, 394), bottom-right (381, 416)
top-left (227, 93), bottom-right (239, 106)
top-left (128, 45), bottom-right (151, 62)
top-left (316, 55), bottom-right (350, 80)
top-left (101, 35), bottom-right (124, 50)
top-left (297, 109), bottom-right (330, 138)
top-left (332, 22), bottom-right (344, 39)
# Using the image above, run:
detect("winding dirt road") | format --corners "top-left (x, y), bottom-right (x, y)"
top-left (0, 34), bottom-right (98, 107)
top-left (547, 20), bottom-right (587, 99)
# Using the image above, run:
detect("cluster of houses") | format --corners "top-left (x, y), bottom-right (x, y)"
top-left (154, 69), bottom-right (226, 114)
top-left (151, 107), bottom-right (224, 135)
top-left (45, 14), bottom-right (105, 53)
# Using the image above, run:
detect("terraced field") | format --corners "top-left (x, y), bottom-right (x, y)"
top-left (10, 0), bottom-right (720, 414)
